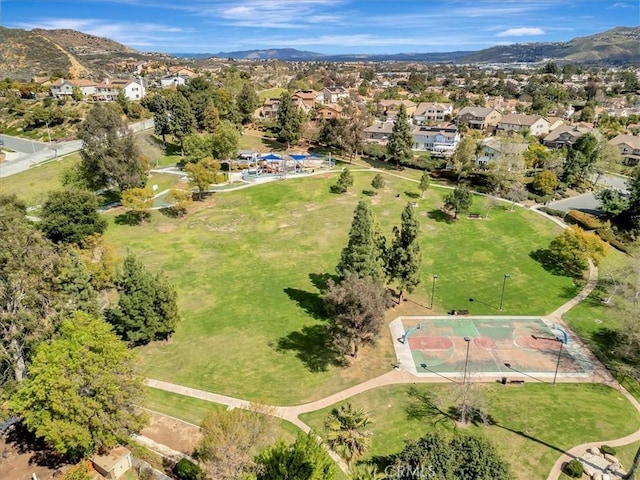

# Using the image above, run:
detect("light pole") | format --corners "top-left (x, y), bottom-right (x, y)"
top-left (499, 274), bottom-right (511, 311)
top-left (430, 274), bottom-right (438, 309)
top-left (462, 336), bottom-right (471, 384)
top-left (553, 339), bottom-right (564, 386)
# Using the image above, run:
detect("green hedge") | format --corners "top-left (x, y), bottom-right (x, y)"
top-left (600, 445), bottom-right (616, 455)
top-left (539, 207), bottom-right (566, 218)
top-left (564, 459), bottom-right (584, 478)
top-left (565, 210), bottom-right (605, 230)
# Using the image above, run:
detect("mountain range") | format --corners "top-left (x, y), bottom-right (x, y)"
top-left (206, 27), bottom-right (640, 64)
top-left (0, 26), bottom-right (638, 80)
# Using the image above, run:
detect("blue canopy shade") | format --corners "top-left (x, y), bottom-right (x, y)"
top-left (289, 154), bottom-right (308, 161)
top-left (262, 153), bottom-right (282, 160)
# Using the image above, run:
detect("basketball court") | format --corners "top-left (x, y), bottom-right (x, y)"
top-left (390, 316), bottom-right (596, 380)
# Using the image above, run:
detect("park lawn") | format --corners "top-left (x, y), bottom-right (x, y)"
top-left (103, 170), bottom-right (577, 405)
top-left (0, 154), bottom-right (78, 205)
top-left (258, 87), bottom-right (287, 101)
top-left (143, 387), bottom-right (299, 443)
top-left (239, 133), bottom-right (286, 152)
top-left (148, 172), bottom-right (183, 194)
top-left (299, 383), bottom-right (640, 480)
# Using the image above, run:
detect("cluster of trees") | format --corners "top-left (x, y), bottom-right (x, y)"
top-left (598, 168), bottom-right (640, 232)
top-left (0, 154), bottom-right (181, 461)
top-left (323, 200), bottom-right (421, 360)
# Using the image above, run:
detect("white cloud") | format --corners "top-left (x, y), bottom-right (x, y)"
top-left (496, 27), bottom-right (545, 37)
top-left (608, 2), bottom-right (631, 8)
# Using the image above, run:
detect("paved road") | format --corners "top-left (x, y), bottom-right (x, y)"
top-left (548, 172), bottom-right (630, 215)
top-left (0, 118), bottom-right (154, 179)
top-left (0, 134), bottom-right (48, 154)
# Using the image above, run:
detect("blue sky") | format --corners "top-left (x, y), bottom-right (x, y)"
top-left (1, 0), bottom-right (637, 54)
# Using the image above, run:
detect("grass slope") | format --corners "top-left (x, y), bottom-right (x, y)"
top-left (299, 383), bottom-right (639, 480)
top-left (104, 171), bottom-right (575, 404)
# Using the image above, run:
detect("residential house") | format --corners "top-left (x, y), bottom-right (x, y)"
top-left (318, 104), bottom-right (344, 120)
top-left (167, 66), bottom-right (197, 78)
top-left (50, 78), bottom-right (78, 98)
top-left (413, 102), bottom-right (453, 124)
top-left (497, 114), bottom-right (550, 136)
top-left (261, 98), bottom-right (280, 119)
top-left (31, 76), bottom-right (51, 87)
top-left (91, 446), bottom-right (132, 480)
top-left (160, 74), bottom-right (188, 89)
top-left (412, 125), bottom-right (459, 156)
top-left (476, 138), bottom-right (528, 169)
top-left (609, 134), bottom-right (640, 166)
top-left (377, 99), bottom-right (417, 117)
top-left (322, 86), bottom-right (349, 104)
top-left (543, 125), bottom-right (592, 149)
top-left (293, 90), bottom-right (323, 114)
top-left (364, 120), bottom-right (394, 143)
top-left (455, 107), bottom-right (502, 130)
top-left (93, 78), bottom-right (145, 102)
top-left (546, 117), bottom-right (565, 132)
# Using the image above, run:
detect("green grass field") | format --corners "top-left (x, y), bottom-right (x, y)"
top-left (299, 383), bottom-right (639, 480)
top-left (102, 171), bottom-right (577, 404)
top-left (258, 87), bottom-right (287, 101)
top-left (0, 154), bottom-right (79, 205)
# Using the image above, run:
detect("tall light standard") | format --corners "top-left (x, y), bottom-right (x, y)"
top-left (499, 274), bottom-right (511, 311)
top-left (430, 274), bottom-right (438, 309)
top-left (462, 336), bottom-right (471, 384)
top-left (553, 339), bottom-right (565, 386)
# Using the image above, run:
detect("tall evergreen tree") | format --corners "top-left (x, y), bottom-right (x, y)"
top-left (151, 93), bottom-right (171, 144)
top-left (337, 200), bottom-right (386, 281)
top-left (388, 203), bottom-right (422, 303)
top-left (419, 171), bottom-right (430, 198)
top-left (78, 104), bottom-right (147, 191)
top-left (236, 83), bottom-right (259, 124)
top-left (40, 188), bottom-right (107, 245)
top-left (255, 432), bottom-right (337, 480)
top-left (386, 104), bottom-right (414, 169)
top-left (106, 253), bottom-right (180, 346)
top-left (169, 93), bottom-right (196, 155)
top-left (276, 92), bottom-right (303, 148)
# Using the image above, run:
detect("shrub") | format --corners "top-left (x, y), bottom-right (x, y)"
top-left (600, 445), bottom-right (616, 455)
top-left (174, 458), bottom-right (204, 480)
top-left (565, 210), bottom-right (606, 230)
top-left (564, 459), bottom-right (583, 478)
top-left (539, 207), bottom-right (566, 218)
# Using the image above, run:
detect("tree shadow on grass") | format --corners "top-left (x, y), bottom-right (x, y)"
top-left (115, 211), bottom-right (144, 226)
top-left (530, 249), bottom-right (578, 278)
top-left (275, 324), bottom-right (345, 372)
top-left (427, 209), bottom-right (454, 224)
top-left (404, 191), bottom-right (420, 199)
top-left (309, 272), bottom-right (339, 292)
top-left (284, 287), bottom-right (327, 320)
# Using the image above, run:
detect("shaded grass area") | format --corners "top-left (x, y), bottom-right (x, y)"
top-left (258, 87), bottom-right (287, 101)
top-left (0, 154), bottom-right (79, 205)
top-left (239, 133), bottom-right (286, 152)
top-left (143, 387), bottom-right (299, 443)
top-left (299, 383), bottom-right (639, 480)
top-left (562, 250), bottom-right (640, 400)
top-left (104, 171), bottom-right (576, 404)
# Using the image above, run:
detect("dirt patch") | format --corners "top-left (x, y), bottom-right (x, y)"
top-left (0, 426), bottom-right (68, 480)
top-left (140, 411), bottom-right (202, 456)
top-left (156, 223), bottom-right (177, 233)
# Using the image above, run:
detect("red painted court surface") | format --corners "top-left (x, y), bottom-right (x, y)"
top-left (398, 317), bottom-right (594, 376)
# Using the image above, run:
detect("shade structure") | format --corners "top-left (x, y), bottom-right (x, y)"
top-left (262, 153), bottom-right (282, 160)
top-left (289, 154), bottom-right (308, 161)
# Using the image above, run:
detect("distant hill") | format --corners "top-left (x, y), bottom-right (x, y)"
top-left (181, 27), bottom-right (639, 64)
top-left (462, 26), bottom-right (640, 64)
top-left (0, 26), bottom-right (139, 80)
top-left (210, 48), bottom-right (326, 60)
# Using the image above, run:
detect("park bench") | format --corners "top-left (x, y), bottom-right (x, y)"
top-left (448, 309), bottom-right (470, 316)
top-left (508, 380), bottom-right (525, 385)
top-left (467, 213), bottom-right (482, 219)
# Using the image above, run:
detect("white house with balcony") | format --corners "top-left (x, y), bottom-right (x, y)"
top-left (412, 125), bottom-right (459, 156)
top-left (413, 102), bottom-right (453, 124)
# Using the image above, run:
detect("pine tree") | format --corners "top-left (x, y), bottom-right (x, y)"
top-left (151, 93), bottom-right (171, 145)
top-left (337, 200), bottom-right (386, 281)
top-left (236, 83), bottom-right (259, 124)
top-left (386, 104), bottom-right (414, 169)
top-left (334, 168), bottom-right (354, 193)
top-left (276, 92), bottom-right (303, 148)
top-left (106, 253), bottom-right (180, 346)
top-left (388, 203), bottom-right (422, 303)
top-left (170, 93), bottom-right (196, 155)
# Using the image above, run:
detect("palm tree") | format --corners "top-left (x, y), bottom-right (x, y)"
top-left (325, 403), bottom-right (373, 466)
top-left (349, 463), bottom-right (384, 480)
